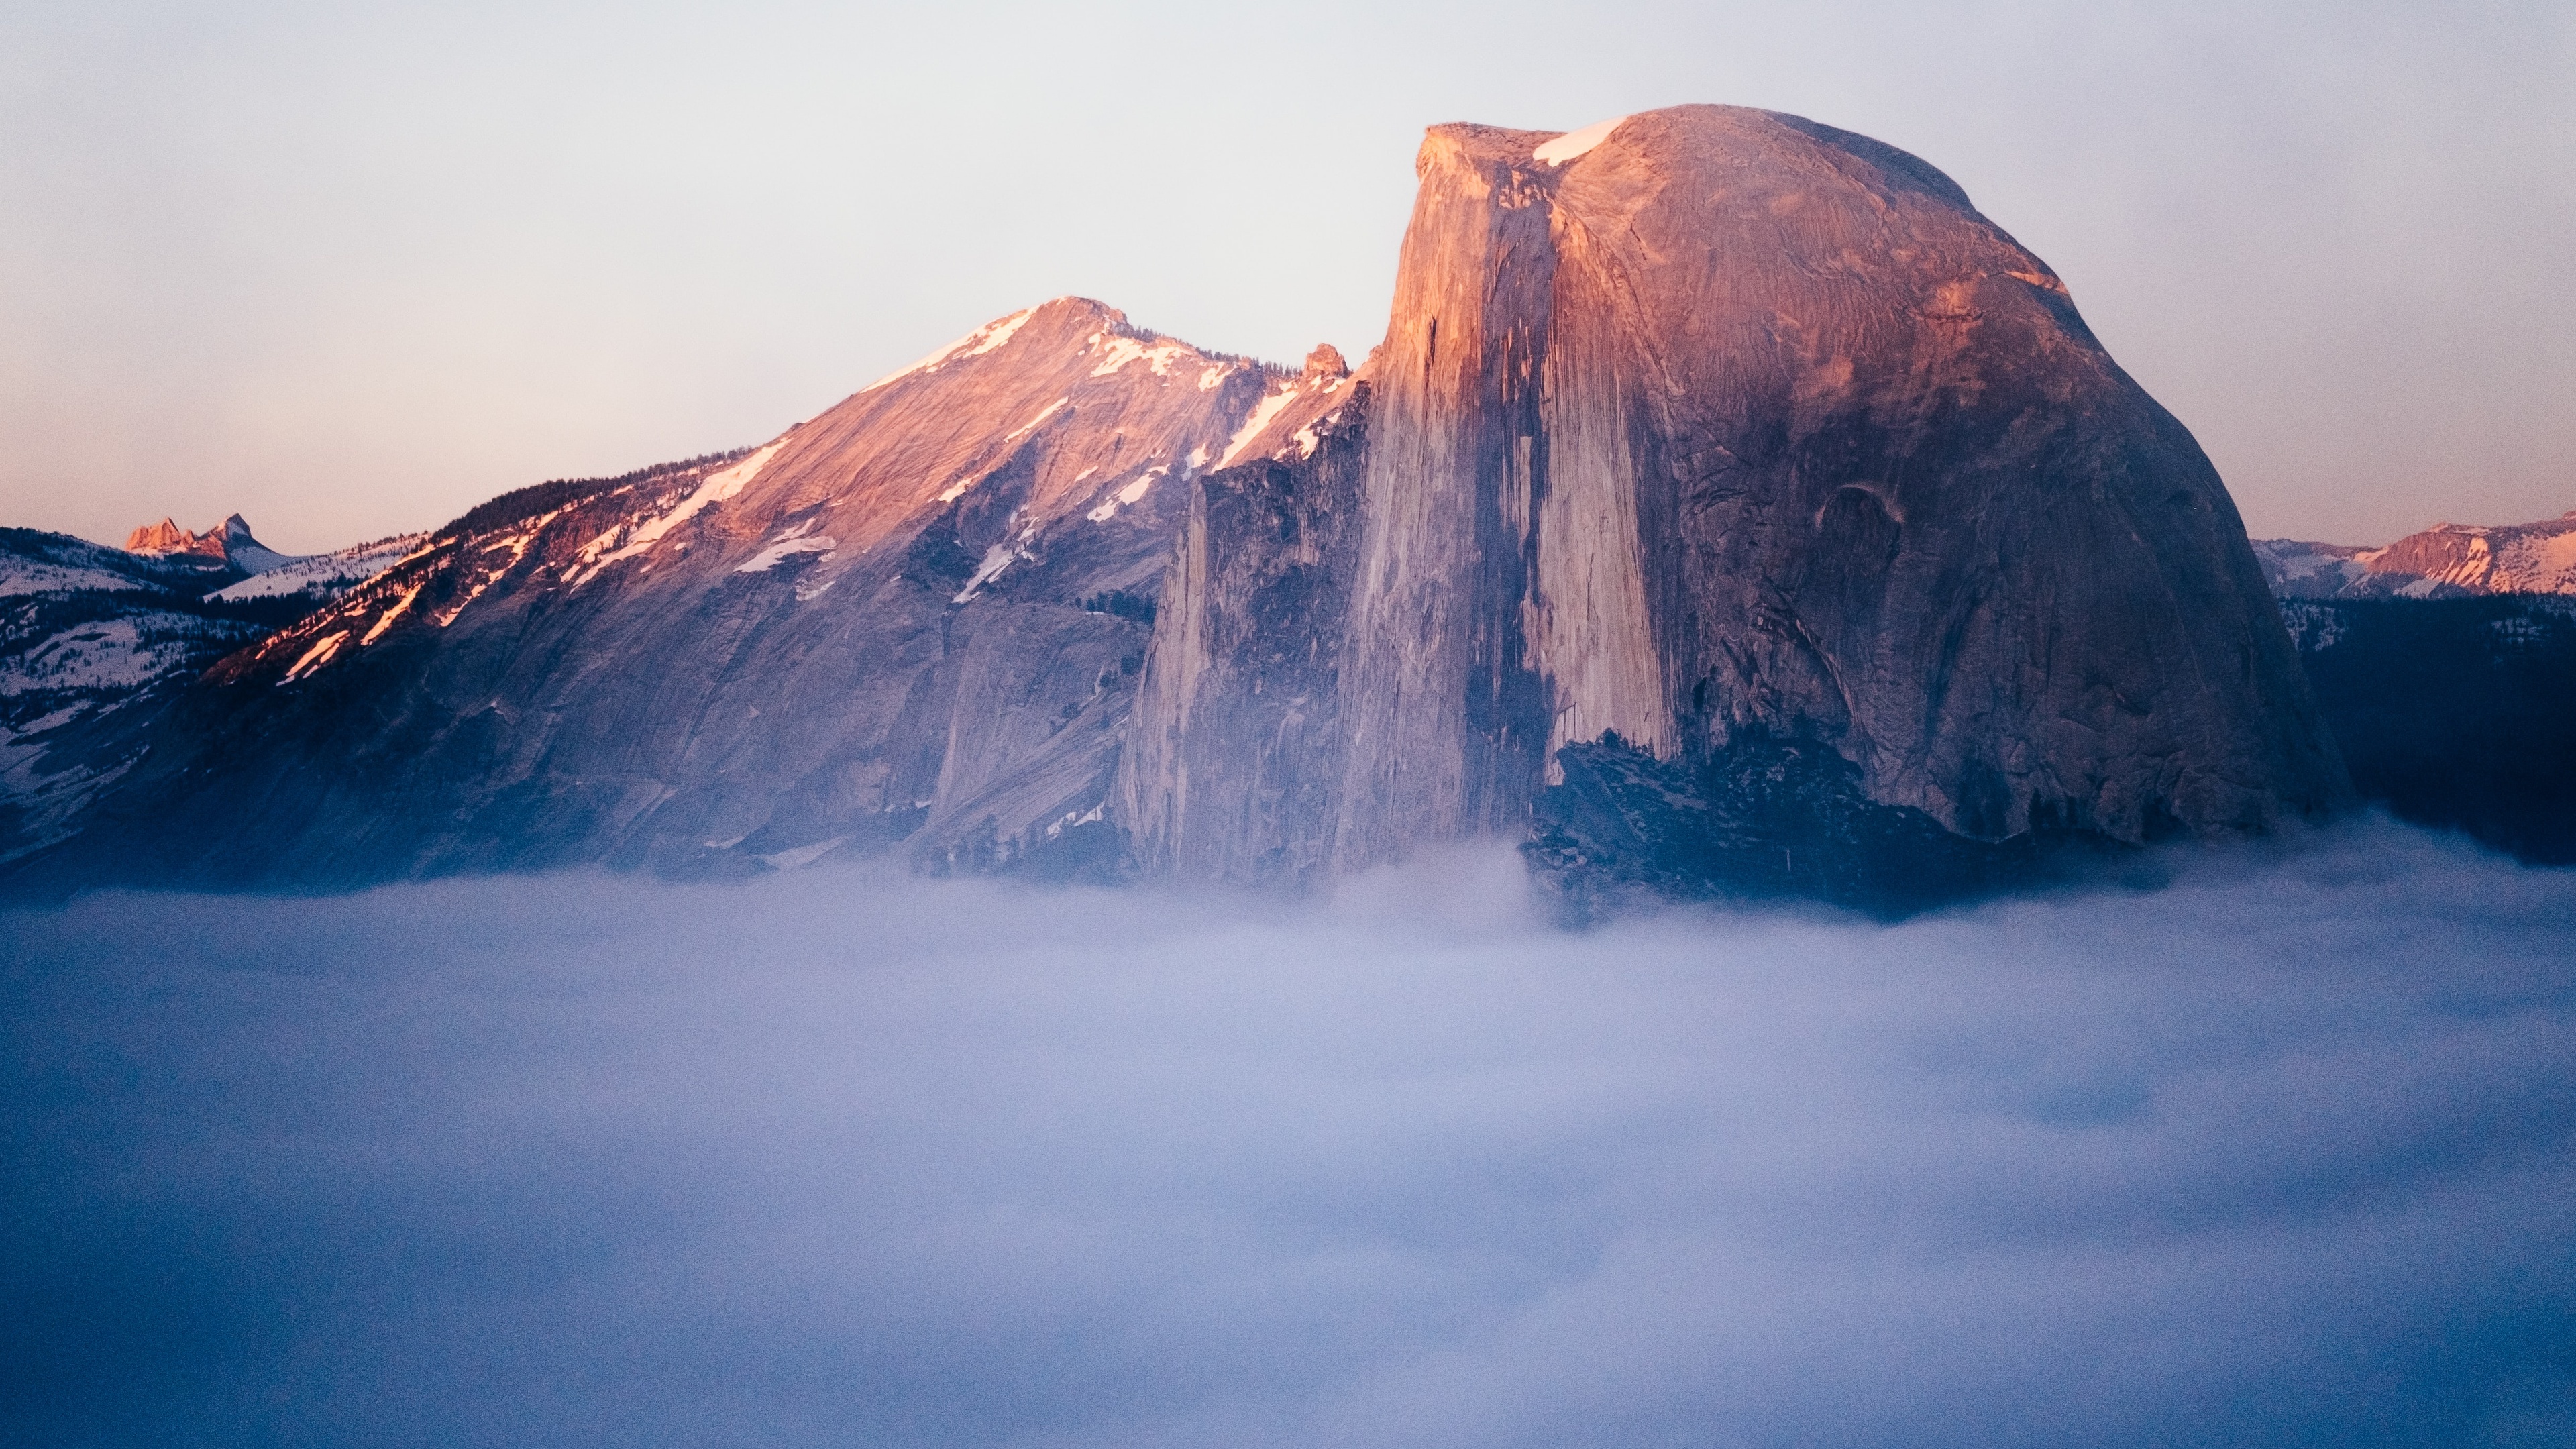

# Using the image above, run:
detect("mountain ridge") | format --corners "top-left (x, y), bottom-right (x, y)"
top-left (2258, 510), bottom-right (2576, 599)
top-left (2, 110), bottom-right (2372, 903)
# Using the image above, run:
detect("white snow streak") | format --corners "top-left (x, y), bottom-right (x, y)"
top-left (1216, 383), bottom-right (1304, 468)
top-left (1005, 399), bottom-right (1069, 442)
top-left (1087, 466), bottom-right (1168, 523)
top-left (1090, 334), bottom-right (1194, 378)
top-left (280, 630), bottom-right (352, 684)
top-left (753, 836), bottom-right (851, 870)
top-left (736, 537), bottom-right (837, 573)
top-left (951, 545), bottom-right (1021, 604)
top-left (863, 307), bottom-right (1038, 393)
top-left (1534, 115), bottom-right (1628, 166)
top-left (570, 442), bottom-right (784, 586)
top-left (360, 585), bottom-right (424, 646)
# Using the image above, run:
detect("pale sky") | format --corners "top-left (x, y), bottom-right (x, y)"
top-left (3, 1), bottom-right (2569, 553)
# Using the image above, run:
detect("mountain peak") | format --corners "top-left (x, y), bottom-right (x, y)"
top-left (121, 514), bottom-right (294, 573)
top-left (124, 518), bottom-right (193, 553)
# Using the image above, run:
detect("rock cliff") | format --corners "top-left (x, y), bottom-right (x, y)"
top-left (1122, 105), bottom-right (2349, 892)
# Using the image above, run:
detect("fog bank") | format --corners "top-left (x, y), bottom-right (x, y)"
top-left (5, 821), bottom-right (2575, 1446)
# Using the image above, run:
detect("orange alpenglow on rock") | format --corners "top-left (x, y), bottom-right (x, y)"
top-left (125, 519), bottom-right (215, 555)
top-left (1120, 104), bottom-right (2350, 892)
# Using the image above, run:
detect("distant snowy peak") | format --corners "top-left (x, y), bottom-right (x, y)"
top-left (2257, 510), bottom-right (2576, 600)
top-left (124, 513), bottom-right (295, 572)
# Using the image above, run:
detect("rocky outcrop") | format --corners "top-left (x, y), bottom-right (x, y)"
top-left (123, 517), bottom-right (219, 556)
top-left (122, 513), bottom-right (299, 575)
top-left (1125, 105), bottom-right (2349, 889)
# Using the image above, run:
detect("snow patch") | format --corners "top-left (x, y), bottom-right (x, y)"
top-left (3, 618), bottom-right (199, 695)
top-left (952, 545), bottom-right (1021, 604)
top-left (570, 442), bottom-right (782, 586)
top-left (1087, 467), bottom-right (1168, 523)
top-left (214, 534), bottom-right (424, 602)
top-left (736, 536), bottom-right (837, 573)
top-left (1216, 383), bottom-right (1305, 468)
top-left (0, 561), bottom-right (151, 598)
top-left (1043, 802), bottom-right (1106, 839)
top-left (755, 836), bottom-right (849, 871)
top-left (863, 307), bottom-right (1037, 392)
top-left (1005, 398), bottom-right (1069, 442)
top-left (280, 630), bottom-right (352, 684)
top-left (1090, 335), bottom-right (1194, 378)
top-left (359, 585), bottom-right (424, 646)
top-left (1534, 115), bottom-right (1629, 167)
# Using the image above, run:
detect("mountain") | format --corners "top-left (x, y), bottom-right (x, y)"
top-left (5, 109), bottom-right (2353, 905)
top-left (1121, 106), bottom-right (2347, 904)
top-left (125, 513), bottom-right (302, 576)
top-left (2257, 511), bottom-right (2576, 599)
top-left (6, 300), bottom-right (1295, 888)
top-left (1, 520), bottom-right (424, 865)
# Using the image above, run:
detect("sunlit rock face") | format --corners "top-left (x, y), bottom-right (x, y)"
top-left (1126, 105), bottom-right (2350, 887)
top-left (22, 299), bottom-right (1293, 888)
top-left (2259, 512), bottom-right (2576, 600)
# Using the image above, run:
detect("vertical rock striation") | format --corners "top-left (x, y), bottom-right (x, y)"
top-left (1127, 105), bottom-right (2349, 890)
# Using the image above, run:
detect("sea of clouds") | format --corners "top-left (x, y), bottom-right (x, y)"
top-left (5, 818), bottom-right (2575, 1448)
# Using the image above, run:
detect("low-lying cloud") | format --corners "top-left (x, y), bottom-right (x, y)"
top-left (6, 821), bottom-right (2575, 1447)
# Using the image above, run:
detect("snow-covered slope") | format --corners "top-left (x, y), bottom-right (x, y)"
top-left (1, 518), bottom-right (421, 865)
top-left (0, 529), bottom-right (270, 863)
top-left (212, 533), bottom-right (427, 602)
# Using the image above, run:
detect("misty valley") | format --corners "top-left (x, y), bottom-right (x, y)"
top-left (5, 101), bottom-right (2574, 1449)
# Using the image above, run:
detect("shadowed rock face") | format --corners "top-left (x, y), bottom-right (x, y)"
top-left (1124, 105), bottom-right (2349, 883)
top-left (13, 299), bottom-right (1291, 890)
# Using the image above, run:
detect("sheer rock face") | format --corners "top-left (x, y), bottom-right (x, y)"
top-left (1126, 105), bottom-right (2349, 880)
top-left (21, 299), bottom-right (1289, 888)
